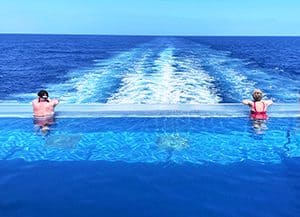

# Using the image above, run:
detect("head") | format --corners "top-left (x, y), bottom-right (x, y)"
top-left (252, 89), bottom-right (263, 102)
top-left (37, 90), bottom-right (49, 102)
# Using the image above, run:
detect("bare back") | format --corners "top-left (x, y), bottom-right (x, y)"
top-left (242, 99), bottom-right (273, 112)
top-left (32, 98), bottom-right (59, 117)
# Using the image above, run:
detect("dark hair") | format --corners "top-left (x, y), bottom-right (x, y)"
top-left (37, 90), bottom-right (49, 98)
top-left (37, 90), bottom-right (49, 102)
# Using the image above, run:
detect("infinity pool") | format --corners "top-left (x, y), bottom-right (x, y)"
top-left (0, 117), bottom-right (299, 164)
top-left (0, 104), bottom-right (299, 217)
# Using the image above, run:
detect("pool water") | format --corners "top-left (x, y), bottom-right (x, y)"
top-left (0, 117), bottom-right (299, 164)
top-left (0, 116), bottom-right (299, 217)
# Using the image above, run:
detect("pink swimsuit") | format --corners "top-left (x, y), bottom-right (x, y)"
top-left (250, 101), bottom-right (268, 120)
top-left (32, 98), bottom-right (59, 117)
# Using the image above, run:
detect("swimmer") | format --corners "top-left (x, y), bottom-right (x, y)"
top-left (242, 89), bottom-right (273, 119)
top-left (242, 89), bottom-right (273, 132)
top-left (32, 90), bottom-right (59, 133)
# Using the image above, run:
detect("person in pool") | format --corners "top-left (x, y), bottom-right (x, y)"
top-left (242, 89), bottom-right (273, 132)
top-left (242, 89), bottom-right (273, 120)
top-left (32, 90), bottom-right (59, 133)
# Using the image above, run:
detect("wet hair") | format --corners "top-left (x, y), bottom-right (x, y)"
top-left (37, 90), bottom-right (49, 102)
top-left (252, 89), bottom-right (263, 102)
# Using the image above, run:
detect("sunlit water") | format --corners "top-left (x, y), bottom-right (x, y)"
top-left (0, 35), bottom-right (299, 103)
top-left (0, 117), bottom-right (299, 164)
top-left (0, 35), bottom-right (300, 217)
top-left (0, 116), bottom-right (299, 217)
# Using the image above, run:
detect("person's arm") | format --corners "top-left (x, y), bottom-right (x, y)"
top-left (242, 99), bottom-right (252, 105)
top-left (264, 99), bottom-right (273, 106)
top-left (32, 99), bottom-right (38, 108)
top-left (50, 99), bottom-right (59, 107)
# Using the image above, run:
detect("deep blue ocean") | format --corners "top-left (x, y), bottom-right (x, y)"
top-left (0, 34), bottom-right (299, 103)
top-left (0, 35), bottom-right (300, 217)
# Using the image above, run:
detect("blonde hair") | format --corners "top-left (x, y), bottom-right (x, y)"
top-left (252, 89), bottom-right (263, 102)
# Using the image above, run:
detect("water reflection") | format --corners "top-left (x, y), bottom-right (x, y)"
top-left (33, 115), bottom-right (56, 135)
top-left (252, 119), bottom-right (268, 134)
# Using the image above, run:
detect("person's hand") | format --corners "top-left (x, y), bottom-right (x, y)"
top-left (242, 99), bottom-right (250, 105)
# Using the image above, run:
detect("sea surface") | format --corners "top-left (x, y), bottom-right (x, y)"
top-left (0, 34), bottom-right (299, 103)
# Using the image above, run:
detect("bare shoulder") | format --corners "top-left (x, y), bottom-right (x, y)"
top-left (263, 100), bottom-right (273, 106)
top-left (50, 99), bottom-right (59, 106)
top-left (32, 99), bottom-right (38, 104)
top-left (242, 99), bottom-right (253, 106)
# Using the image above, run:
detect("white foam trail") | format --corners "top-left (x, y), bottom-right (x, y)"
top-left (107, 47), bottom-right (175, 104)
top-left (9, 37), bottom-right (299, 104)
top-left (108, 46), bottom-right (221, 104)
top-left (52, 50), bottom-right (146, 103)
top-left (188, 42), bottom-right (299, 102)
top-left (186, 44), bottom-right (256, 101)
top-left (170, 56), bottom-right (221, 104)
top-left (13, 46), bottom-right (154, 103)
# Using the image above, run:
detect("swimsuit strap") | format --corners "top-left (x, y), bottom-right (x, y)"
top-left (253, 101), bottom-right (257, 112)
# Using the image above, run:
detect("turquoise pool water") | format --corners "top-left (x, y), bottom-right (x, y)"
top-left (0, 107), bottom-right (299, 164)
top-left (0, 104), bottom-right (299, 217)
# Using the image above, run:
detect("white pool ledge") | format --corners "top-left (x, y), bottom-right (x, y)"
top-left (0, 103), bottom-right (298, 118)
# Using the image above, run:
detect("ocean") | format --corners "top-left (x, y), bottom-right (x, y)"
top-left (0, 34), bottom-right (299, 103)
